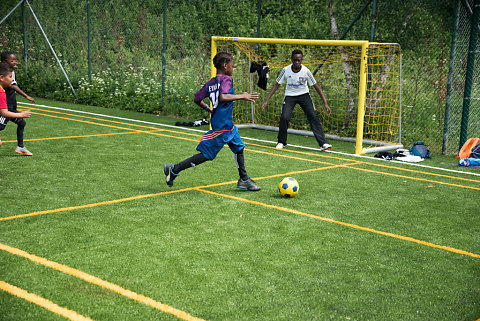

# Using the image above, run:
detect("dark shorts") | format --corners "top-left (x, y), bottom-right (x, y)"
top-left (0, 114), bottom-right (21, 131)
top-left (196, 125), bottom-right (245, 160)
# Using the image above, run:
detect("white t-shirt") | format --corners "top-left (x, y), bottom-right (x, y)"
top-left (276, 64), bottom-right (316, 96)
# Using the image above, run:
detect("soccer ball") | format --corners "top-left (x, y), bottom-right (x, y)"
top-left (278, 177), bottom-right (299, 198)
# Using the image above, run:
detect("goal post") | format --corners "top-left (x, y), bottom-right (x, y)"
top-left (356, 41), bottom-right (369, 155)
top-left (211, 36), bottom-right (402, 154)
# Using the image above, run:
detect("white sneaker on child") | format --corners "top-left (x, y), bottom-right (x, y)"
top-left (15, 146), bottom-right (33, 156)
top-left (276, 143), bottom-right (284, 149)
top-left (320, 143), bottom-right (332, 151)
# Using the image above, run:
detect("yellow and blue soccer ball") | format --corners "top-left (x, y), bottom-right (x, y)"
top-left (278, 177), bottom-right (299, 198)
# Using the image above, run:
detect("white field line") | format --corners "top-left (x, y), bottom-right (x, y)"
top-left (20, 102), bottom-right (480, 178)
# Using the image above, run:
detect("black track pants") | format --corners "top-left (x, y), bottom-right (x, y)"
top-left (277, 93), bottom-right (328, 147)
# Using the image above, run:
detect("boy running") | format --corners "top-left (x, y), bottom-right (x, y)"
top-left (1, 51), bottom-right (36, 156)
top-left (164, 52), bottom-right (261, 191)
top-left (0, 62), bottom-right (31, 147)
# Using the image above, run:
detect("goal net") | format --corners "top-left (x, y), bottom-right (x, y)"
top-left (211, 36), bottom-right (402, 154)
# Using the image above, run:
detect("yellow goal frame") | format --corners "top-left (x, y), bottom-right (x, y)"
top-left (211, 36), bottom-right (400, 155)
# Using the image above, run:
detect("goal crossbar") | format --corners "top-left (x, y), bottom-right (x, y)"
top-left (211, 36), bottom-right (401, 155)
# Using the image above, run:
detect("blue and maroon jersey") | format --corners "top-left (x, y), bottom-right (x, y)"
top-left (194, 74), bottom-right (234, 131)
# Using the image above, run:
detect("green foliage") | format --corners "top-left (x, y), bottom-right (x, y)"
top-left (0, 0), bottom-right (459, 153)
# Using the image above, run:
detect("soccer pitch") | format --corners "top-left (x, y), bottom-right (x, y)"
top-left (0, 99), bottom-right (479, 320)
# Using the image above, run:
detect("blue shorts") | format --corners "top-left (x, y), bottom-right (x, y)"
top-left (196, 125), bottom-right (245, 160)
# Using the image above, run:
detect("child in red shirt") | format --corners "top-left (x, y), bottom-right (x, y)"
top-left (0, 63), bottom-right (31, 148)
top-left (1, 52), bottom-right (35, 155)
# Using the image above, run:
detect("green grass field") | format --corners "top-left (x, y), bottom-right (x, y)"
top-left (0, 98), bottom-right (479, 321)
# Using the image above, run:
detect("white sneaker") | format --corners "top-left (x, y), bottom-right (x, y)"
top-left (320, 143), bottom-right (332, 151)
top-left (276, 143), bottom-right (284, 149)
top-left (15, 146), bottom-right (33, 156)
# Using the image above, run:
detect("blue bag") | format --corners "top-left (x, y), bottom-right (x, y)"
top-left (410, 141), bottom-right (431, 159)
top-left (459, 158), bottom-right (480, 167)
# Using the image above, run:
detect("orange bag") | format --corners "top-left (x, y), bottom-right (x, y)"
top-left (457, 137), bottom-right (480, 159)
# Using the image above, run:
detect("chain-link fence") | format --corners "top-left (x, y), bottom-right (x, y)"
top-left (442, 0), bottom-right (480, 155)
top-left (401, 0), bottom-right (479, 155)
top-left (1, 0), bottom-right (476, 155)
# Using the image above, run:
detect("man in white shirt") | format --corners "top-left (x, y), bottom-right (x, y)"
top-left (261, 49), bottom-right (332, 151)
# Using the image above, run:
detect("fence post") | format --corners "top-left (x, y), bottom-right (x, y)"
top-left (21, 0), bottom-right (28, 74)
top-left (369, 0), bottom-right (377, 42)
top-left (256, 0), bottom-right (261, 38)
top-left (24, 0), bottom-right (76, 97)
top-left (87, 0), bottom-right (91, 85)
top-left (443, 0), bottom-right (460, 154)
top-left (459, 0), bottom-right (480, 149)
top-left (161, 0), bottom-right (167, 110)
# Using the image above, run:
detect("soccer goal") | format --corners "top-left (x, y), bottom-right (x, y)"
top-left (211, 36), bottom-right (402, 154)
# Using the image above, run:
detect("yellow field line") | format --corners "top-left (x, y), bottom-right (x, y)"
top-left (358, 161), bottom-right (480, 183)
top-left (194, 188), bottom-right (480, 260)
top-left (27, 109), bottom-right (328, 164)
top-left (215, 163), bottom-right (360, 187)
top-left (11, 106), bottom-right (477, 314)
top-left (0, 188), bottom-right (197, 221)
top-left (30, 111), bottom-right (158, 133)
top-left (27, 107), bottom-right (338, 163)
top-left (18, 109), bottom-right (344, 166)
top-left (23, 105), bottom-right (480, 185)
top-left (30, 110), bottom-right (198, 143)
top-left (23, 107), bottom-right (336, 163)
top-left (1, 156), bottom-right (477, 223)
top-left (24, 107), bottom-right (480, 183)
top-left (27, 110), bottom-right (202, 144)
top-left (0, 166), bottom-right (350, 222)
top-left (0, 244), bottom-right (206, 321)
top-left (2, 129), bottom-right (197, 145)
top-left (0, 280), bottom-right (94, 321)
top-left (247, 141), bottom-right (480, 184)
top-left (19, 106), bottom-right (480, 191)
top-left (0, 131), bottom-right (145, 144)
top-left (347, 166), bottom-right (480, 191)
top-left (23, 105), bottom-right (201, 137)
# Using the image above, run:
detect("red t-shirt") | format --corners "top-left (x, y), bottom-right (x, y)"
top-left (0, 86), bottom-right (7, 110)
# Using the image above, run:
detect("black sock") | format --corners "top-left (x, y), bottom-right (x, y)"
top-left (174, 153), bottom-right (208, 174)
top-left (235, 149), bottom-right (248, 180)
top-left (16, 119), bottom-right (26, 148)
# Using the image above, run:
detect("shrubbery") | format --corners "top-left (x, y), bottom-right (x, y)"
top-left (1, 0), bottom-right (459, 152)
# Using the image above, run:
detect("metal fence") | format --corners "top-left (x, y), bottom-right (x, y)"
top-left (1, 0), bottom-right (478, 155)
top-left (400, 0), bottom-right (479, 155)
top-left (442, 0), bottom-right (480, 155)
